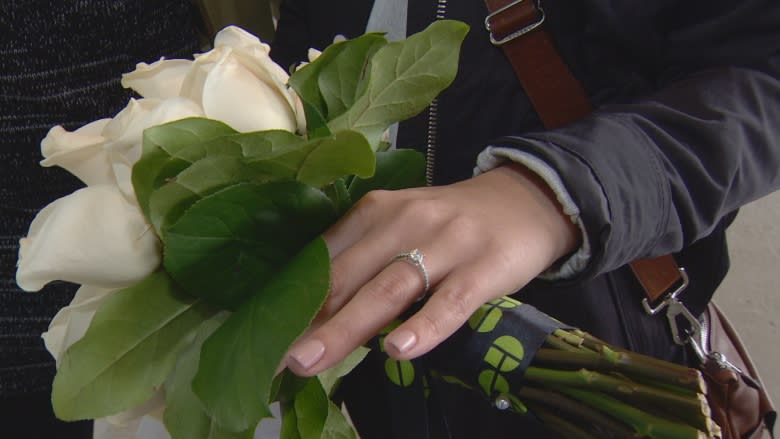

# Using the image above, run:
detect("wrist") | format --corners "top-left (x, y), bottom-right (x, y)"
top-left (491, 163), bottom-right (581, 266)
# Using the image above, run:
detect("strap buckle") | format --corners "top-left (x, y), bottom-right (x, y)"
top-left (639, 267), bottom-right (709, 362)
top-left (485, 0), bottom-right (546, 46)
top-left (641, 267), bottom-right (689, 315)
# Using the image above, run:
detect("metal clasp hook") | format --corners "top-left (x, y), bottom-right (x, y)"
top-left (641, 267), bottom-right (689, 315)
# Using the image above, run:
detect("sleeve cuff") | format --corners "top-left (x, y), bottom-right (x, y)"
top-left (474, 146), bottom-right (591, 280)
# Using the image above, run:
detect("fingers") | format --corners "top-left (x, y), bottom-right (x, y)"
top-left (285, 165), bottom-right (581, 377)
top-left (383, 254), bottom-right (525, 360)
top-left (286, 255), bottom-right (433, 375)
top-left (317, 189), bottom-right (441, 319)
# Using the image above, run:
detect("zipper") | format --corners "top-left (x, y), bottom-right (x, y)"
top-left (425, 0), bottom-right (448, 186)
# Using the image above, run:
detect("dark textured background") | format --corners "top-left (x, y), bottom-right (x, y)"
top-left (0, 1), bottom-right (201, 432)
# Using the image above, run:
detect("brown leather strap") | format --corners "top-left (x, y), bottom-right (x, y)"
top-left (629, 254), bottom-right (683, 302)
top-left (483, 0), bottom-right (682, 302)
top-left (483, 0), bottom-right (591, 129)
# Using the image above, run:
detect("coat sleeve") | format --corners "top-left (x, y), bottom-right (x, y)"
top-left (489, 0), bottom-right (780, 278)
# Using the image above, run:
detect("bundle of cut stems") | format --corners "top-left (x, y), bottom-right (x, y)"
top-left (516, 329), bottom-right (719, 439)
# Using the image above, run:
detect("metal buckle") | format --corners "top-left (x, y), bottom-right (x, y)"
top-left (639, 267), bottom-right (706, 358)
top-left (641, 267), bottom-right (689, 315)
top-left (485, 0), bottom-right (546, 46)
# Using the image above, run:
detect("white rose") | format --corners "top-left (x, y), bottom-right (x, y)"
top-left (42, 285), bottom-right (115, 364)
top-left (101, 97), bottom-right (205, 197)
top-left (117, 58), bottom-right (191, 99)
top-left (122, 26), bottom-right (306, 134)
top-left (40, 119), bottom-right (113, 186)
top-left (16, 184), bottom-right (160, 291)
top-left (40, 97), bottom-right (204, 199)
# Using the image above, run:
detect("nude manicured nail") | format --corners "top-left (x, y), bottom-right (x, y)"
top-left (386, 330), bottom-right (417, 354)
top-left (288, 339), bottom-right (325, 370)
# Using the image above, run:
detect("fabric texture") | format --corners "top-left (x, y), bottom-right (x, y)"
top-left (0, 0), bottom-right (201, 434)
top-left (272, 0), bottom-right (780, 437)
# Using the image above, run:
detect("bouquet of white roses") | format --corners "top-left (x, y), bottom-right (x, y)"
top-left (16, 21), bottom-right (467, 439)
top-left (16, 21), bottom-right (719, 439)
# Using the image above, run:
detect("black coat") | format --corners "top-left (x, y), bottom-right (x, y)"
top-left (272, 1), bottom-right (780, 437)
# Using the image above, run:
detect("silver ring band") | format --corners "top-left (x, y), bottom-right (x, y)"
top-left (392, 248), bottom-right (430, 294)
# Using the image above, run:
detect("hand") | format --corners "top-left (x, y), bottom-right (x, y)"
top-left (285, 164), bottom-right (580, 376)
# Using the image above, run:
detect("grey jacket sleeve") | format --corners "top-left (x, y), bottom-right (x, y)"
top-left (490, 2), bottom-right (780, 279)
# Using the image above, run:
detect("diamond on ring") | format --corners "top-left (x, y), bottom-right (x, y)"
top-left (392, 248), bottom-right (430, 295)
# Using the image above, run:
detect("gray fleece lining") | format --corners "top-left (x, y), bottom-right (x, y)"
top-left (475, 146), bottom-right (591, 280)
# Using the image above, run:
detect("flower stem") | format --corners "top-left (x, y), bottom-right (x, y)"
top-left (557, 387), bottom-right (711, 439)
top-left (524, 366), bottom-right (712, 433)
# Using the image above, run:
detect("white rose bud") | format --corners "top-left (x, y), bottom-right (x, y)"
top-left (16, 185), bottom-right (161, 291)
top-left (180, 26), bottom-right (306, 133)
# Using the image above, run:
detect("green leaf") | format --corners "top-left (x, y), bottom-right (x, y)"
top-left (296, 130), bottom-right (375, 187)
top-left (242, 131), bottom-right (375, 188)
top-left (317, 34), bottom-right (387, 119)
top-left (328, 20), bottom-right (469, 148)
top-left (192, 239), bottom-right (331, 432)
top-left (321, 402), bottom-right (358, 439)
top-left (280, 401), bottom-right (303, 439)
top-left (52, 271), bottom-right (216, 420)
top-left (299, 99), bottom-right (331, 139)
top-left (137, 127), bottom-right (304, 233)
top-left (163, 182), bottom-right (337, 308)
top-left (289, 34), bottom-right (388, 123)
top-left (317, 347), bottom-right (370, 396)
top-left (134, 118), bottom-right (238, 216)
top-left (348, 149), bottom-right (427, 201)
top-left (294, 380), bottom-right (329, 439)
top-left (322, 178), bottom-right (352, 217)
top-left (294, 380), bottom-right (356, 439)
top-left (163, 313), bottom-right (253, 439)
top-left (272, 371), bottom-right (312, 405)
top-left (148, 155), bottom-right (258, 234)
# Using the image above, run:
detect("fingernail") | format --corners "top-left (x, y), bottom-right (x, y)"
top-left (385, 330), bottom-right (417, 354)
top-left (288, 339), bottom-right (325, 371)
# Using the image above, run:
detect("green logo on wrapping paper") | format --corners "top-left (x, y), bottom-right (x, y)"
top-left (484, 335), bottom-right (525, 371)
top-left (478, 369), bottom-right (509, 395)
top-left (468, 297), bottom-right (522, 333)
top-left (478, 335), bottom-right (525, 399)
top-left (385, 358), bottom-right (415, 387)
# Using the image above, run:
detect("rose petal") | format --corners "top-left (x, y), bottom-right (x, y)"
top-left (200, 50), bottom-right (297, 132)
top-left (214, 25), bottom-right (270, 54)
top-left (121, 58), bottom-right (192, 99)
top-left (102, 97), bottom-right (204, 161)
top-left (229, 47), bottom-right (297, 114)
top-left (179, 50), bottom-right (220, 109)
top-left (307, 48), bottom-right (322, 63)
top-left (101, 97), bottom-right (204, 198)
top-left (42, 285), bottom-right (115, 364)
top-left (93, 418), bottom-right (143, 439)
top-left (40, 119), bottom-right (114, 186)
top-left (16, 185), bottom-right (161, 291)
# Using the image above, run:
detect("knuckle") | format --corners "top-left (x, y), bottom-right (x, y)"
top-left (398, 198), bottom-right (447, 225)
top-left (442, 215), bottom-right (479, 244)
top-left (416, 311), bottom-right (446, 339)
top-left (437, 284), bottom-right (476, 323)
top-left (319, 318), bottom-right (351, 348)
top-left (349, 190), bottom-right (392, 225)
top-left (367, 269), bottom-right (417, 308)
top-left (356, 189), bottom-right (391, 210)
